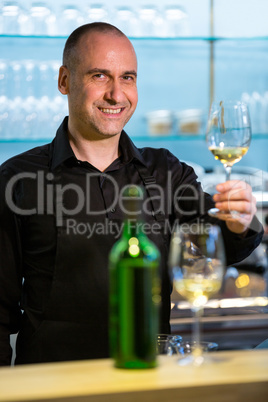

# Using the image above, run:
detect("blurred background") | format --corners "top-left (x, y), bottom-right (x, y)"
top-left (1, 0), bottom-right (268, 353)
top-left (1, 0), bottom-right (268, 170)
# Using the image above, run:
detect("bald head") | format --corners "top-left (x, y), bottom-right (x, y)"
top-left (63, 22), bottom-right (130, 72)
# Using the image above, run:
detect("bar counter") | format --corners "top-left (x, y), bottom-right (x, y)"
top-left (0, 349), bottom-right (268, 402)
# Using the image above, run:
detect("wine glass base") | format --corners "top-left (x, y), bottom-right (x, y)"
top-left (208, 208), bottom-right (244, 220)
top-left (175, 341), bottom-right (219, 366)
top-left (177, 354), bottom-right (205, 367)
top-left (177, 353), bottom-right (226, 366)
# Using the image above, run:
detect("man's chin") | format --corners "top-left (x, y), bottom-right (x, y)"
top-left (88, 130), bottom-right (121, 140)
top-left (100, 131), bottom-right (121, 138)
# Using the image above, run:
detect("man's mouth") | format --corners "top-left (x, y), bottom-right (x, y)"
top-left (99, 108), bottom-right (123, 114)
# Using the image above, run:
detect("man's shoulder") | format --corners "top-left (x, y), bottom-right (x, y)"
top-left (137, 145), bottom-right (177, 161)
top-left (136, 145), bottom-right (185, 171)
top-left (0, 143), bottom-right (51, 175)
top-left (133, 144), bottom-right (200, 183)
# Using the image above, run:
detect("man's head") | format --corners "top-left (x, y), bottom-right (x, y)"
top-left (58, 22), bottom-right (138, 140)
top-left (62, 22), bottom-right (126, 72)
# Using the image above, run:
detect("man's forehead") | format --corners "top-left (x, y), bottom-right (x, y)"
top-left (76, 31), bottom-right (137, 64)
top-left (78, 30), bottom-right (126, 47)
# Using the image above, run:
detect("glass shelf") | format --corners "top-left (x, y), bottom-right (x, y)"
top-left (129, 135), bottom-right (206, 141)
top-left (133, 133), bottom-right (268, 141)
top-left (1, 34), bottom-right (268, 144)
top-left (1, 133), bottom-right (268, 143)
top-left (0, 136), bottom-right (202, 143)
top-left (1, 34), bottom-right (268, 41)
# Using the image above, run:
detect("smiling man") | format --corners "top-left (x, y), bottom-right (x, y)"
top-left (0, 23), bottom-right (263, 366)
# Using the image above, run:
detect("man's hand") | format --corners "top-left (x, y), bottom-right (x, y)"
top-left (213, 180), bottom-right (257, 234)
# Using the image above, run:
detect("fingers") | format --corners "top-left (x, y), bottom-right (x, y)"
top-left (214, 199), bottom-right (256, 215)
top-left (213, 181), bottom-right (255, 207)
top-left (214, 188), bottom-right (252, 202)
top-left (212, 180), bottom-right (257, 231)
top-left (214, 180), bottom-right (252, 202)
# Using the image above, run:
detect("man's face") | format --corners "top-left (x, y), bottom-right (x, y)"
top-left (63, 32), bottom-right (138, 139)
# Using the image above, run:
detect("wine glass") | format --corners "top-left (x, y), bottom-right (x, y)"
top-left (169, 223), bottom-right (225, 366)
top-left (206, 100), bottom-right (252, 218)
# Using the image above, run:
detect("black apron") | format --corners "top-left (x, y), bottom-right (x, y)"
top-left (15, 162), bottom-right (171, 364)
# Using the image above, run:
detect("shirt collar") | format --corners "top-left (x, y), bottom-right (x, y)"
top-left (49, 117), bottom-right (76, 171)
top-left (49, 116), bottom-right (147, 171)
top-left (119, 130), bottom-right (147, 166)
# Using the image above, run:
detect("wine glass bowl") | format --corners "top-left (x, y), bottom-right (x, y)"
top-left (206, 100), bottom-right (252, 218)
top-left (169, 224), bottom-right (225, 365)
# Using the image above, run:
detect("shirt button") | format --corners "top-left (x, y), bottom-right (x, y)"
top-left (110, 208), bottom-right (116, 213)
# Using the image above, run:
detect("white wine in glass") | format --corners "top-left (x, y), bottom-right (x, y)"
top-left (169, 224), bottom-right (225, 366)
top-left (206, 100), bottom-right (252, 218)
top-left (208, 146), bottom-right (249, 168)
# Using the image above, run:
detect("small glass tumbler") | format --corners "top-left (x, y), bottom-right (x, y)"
top-left (28, 2), bottom-right (56, 36)
top-left (59, 5), bottom-right (84, 36)
top-left (1, 1), bottom-right (21, 34)
top-left (137, 5), bottom-right (160, 37)
top-left (156, 334), bottom-right (182, 355)
top-left (85, 3), bottom-right (109, 24)
top-left (163, 5), bottom-right (190, 37)
top-left (176, 341), bottom-right (218, 357)
top-left (114, 6), bottom-right (138, 37)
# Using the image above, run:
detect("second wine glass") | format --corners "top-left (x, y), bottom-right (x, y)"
top-left (169, 223), bottom-right (225, 366)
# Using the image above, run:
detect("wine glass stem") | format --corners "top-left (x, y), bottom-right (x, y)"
top-left (192, 306), bottom-right (203, 349)
top-left (225, 165), bottom-right (232, 181)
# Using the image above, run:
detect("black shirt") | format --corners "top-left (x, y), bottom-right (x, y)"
top-left (0, 117), bottom-right (263, 365)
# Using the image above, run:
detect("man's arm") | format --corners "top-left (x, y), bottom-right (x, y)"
top-left (168, 156), bottom-right (264, 267)
top-left (218, 215), bottom-right (264, 265)
top-left (0, 167), bottom-right (22, 365)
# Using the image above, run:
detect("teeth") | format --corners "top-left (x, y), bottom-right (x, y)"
top-left (100, 108), bottom-right (122, 114)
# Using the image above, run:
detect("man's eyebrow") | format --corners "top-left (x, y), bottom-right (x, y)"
top-left (87, 68), bottom-right (137, 77)
top-left (124, 70), bottom-right (137, 77)
top-left (87, 68), bottom-right (110, 75)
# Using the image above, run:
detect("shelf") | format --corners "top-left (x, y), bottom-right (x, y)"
top-left (132, 134), bottom-right (268, 141)
top-left (0, 135), bottom-right (204, 143)
top-left (1, 133), bottom-right (268, 143)
top-left (1, 34), bottom-right (268, 156)
top-left (1, 34), bottom-right (268, 41)
top-left (124, 135), bottom-right (206, 141)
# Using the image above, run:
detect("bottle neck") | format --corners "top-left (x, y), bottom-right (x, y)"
top-left (121, 190), bottom-right (146, 239)
top-left (123, 195), bottom-right (145, 238)
top-left (122, 215), bottom-right (145, 239)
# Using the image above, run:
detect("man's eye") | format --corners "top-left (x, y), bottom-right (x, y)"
top-left (123, 75), bottom-right (134, 81)
top-left (93, 73), bottom-right (105, 79)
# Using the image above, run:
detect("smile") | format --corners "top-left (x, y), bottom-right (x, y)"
top-left (99, 108), bottom-right (123, 114)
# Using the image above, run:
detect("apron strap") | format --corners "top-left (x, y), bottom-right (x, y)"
top-left (134, 162), bottom-right (166, 224)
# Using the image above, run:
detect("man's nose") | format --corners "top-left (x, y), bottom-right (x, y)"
top-left (104, 80), bottom-right (126, 103)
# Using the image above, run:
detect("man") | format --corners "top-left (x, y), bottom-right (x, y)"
top-left (0, 23), bottom-right (263, 366)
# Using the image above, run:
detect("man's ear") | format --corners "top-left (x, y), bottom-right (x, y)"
top-left (58, 66), bottom-right (70, 95)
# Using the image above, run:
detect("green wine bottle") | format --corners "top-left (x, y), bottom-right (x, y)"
top-left (109, 185), bottom-right (161, 369)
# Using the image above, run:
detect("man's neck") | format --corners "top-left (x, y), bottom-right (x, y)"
top-left (68, 130), bottom-right (121, 172)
